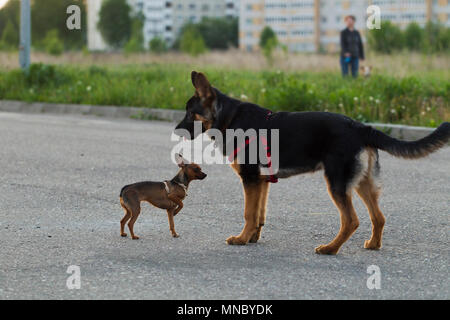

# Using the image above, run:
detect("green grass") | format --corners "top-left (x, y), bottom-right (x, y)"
top-left (0, 63), bottom-right (448, 127)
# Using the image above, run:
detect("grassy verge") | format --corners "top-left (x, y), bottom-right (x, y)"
top-left (0, 63), bottom-right (448, 127)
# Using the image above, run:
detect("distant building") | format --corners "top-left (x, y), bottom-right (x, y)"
top-left (87, 0), bottom-right (239, 51)
top-left (239, 0), bottom-right (450, 53)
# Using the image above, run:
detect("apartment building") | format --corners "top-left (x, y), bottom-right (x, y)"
top-left (239, 0), bottom-right (450, 53)
top-left (87, 0), bottom-right (240, 51)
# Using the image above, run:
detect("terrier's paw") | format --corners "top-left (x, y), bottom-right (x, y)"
top-left (172, 233), bottom-right (180, 238)
top-left (131, 235), bottom-right (140, 240)
top-left (120, 233), bottom-right (127, 237)
top-left (226, 236), bottom-right (247, 245)
top-left (314, 244), bottom-right (339, 255)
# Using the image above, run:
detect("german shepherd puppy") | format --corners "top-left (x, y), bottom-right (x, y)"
top-left (175, 71), bottom-right (450, 255)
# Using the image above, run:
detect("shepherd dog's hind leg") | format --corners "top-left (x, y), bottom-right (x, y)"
top-left (315, 162), bottom-right (359, 255)
top-left (356, 175), bottom-right (385, 250)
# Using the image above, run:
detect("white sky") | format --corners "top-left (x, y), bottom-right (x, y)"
top-left (0, 0), bottom-right (8, 9)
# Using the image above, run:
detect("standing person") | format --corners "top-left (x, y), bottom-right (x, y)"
top-left (340, 15), bottom-right (364, 78)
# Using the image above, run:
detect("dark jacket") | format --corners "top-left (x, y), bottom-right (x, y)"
top-left (340, 28), bottom-right (364, 59)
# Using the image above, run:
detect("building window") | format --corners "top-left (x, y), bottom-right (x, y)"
top-left (165, 1), bottom-right (172, 8)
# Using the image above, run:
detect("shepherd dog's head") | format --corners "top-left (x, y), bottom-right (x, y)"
top-left (175, 71), bottom-right (216, 140)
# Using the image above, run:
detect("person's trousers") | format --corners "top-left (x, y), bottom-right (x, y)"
top-left (340, 56), bottom-right (359, 78)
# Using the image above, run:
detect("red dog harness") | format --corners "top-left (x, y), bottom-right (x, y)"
top-left (228, 111), bottom-right (278, 183)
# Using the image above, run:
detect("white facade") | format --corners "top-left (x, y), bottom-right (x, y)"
top-left (87, 0), bottom-right (240, 51)
top-left (239, 0), bottom-right (450, 53)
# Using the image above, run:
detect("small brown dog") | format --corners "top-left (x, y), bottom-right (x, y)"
top-left (119, 154), bottom-right (207, 239)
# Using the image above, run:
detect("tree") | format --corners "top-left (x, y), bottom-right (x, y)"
top-left (422, 21), bottom-right (449, 53)
top-left (0, 0), bottom-right (20, 38)
top-left (98, 0), bottom-right (131, 49)
top-left (259, 26), bottom-right (277, 49)
top-left (180, 25), bottom-right (206, 56)
top-left (196, 17), bottom-right (238, 49)
top-left (259, 26), bottom-right (279, 65)
top-left (31, 0), bottom-right (86, 50)
top-left (149, 37), bottom-right (167, 54)
top-left (404, 22), bottom-right (423, 51)
top-left (174, 18), bottom-right (238, 51)
top-left (1, 19), bottom-right (19, 50)
top-left (368, 21), bottom-right (404, 54)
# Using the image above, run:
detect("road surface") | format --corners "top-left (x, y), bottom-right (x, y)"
top-left (0, 111), bottom-right (448, 299)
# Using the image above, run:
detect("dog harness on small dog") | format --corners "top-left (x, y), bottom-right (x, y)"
top-left (228, 110), bottom-right (278, 183)
top-left (164, 181), bottom-right (188, 197)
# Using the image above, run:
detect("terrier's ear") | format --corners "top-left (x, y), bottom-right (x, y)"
top-left (175, 153), bottom-right (190, 167)
top-left (175, 153), bottom-right (185, 167)
top-left (191, 71), bottom-right (215, 100)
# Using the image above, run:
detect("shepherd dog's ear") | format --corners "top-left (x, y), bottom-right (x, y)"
top-left (191, 71), bottom-right (215, 100)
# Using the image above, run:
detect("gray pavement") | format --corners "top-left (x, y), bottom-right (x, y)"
top-left (0, 111), bottom-right (448, 300)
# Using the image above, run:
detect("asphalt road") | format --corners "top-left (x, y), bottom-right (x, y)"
top-left (0, 111), bottom-right (448, 300)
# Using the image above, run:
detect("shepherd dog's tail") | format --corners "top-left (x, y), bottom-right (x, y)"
top-left (362, 122), bottom-right (450, 159)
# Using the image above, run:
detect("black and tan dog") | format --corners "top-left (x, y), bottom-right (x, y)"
top-left (119, 154), bottom-right (207, 239)
top-left (175, 71), bottom-right (450, 255)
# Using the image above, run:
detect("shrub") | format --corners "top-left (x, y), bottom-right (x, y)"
top-left (404, 22), bottom-right (423, 51)
top-left (25, 63), bottom-right (61, 86)
top-left (368, 21), bottom-right (404, 54)
top-left (180, 25), bottom-right (206, 56)
top-left (149, 37), bottom-right (167, 54)
top-left (423, 21), bottom-right (449, 53)
top-left (124, 16), bottom-right (144, 54)
top-left (42, 29), bottom-right (64, 56)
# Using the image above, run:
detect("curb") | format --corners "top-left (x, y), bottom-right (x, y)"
top-left (0, 100), bottom-right (445, 143)
top-left (0, 100), bottom-right (185, 123)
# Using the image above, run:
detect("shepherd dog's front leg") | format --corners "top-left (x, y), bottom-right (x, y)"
top-left (249, 181), bottom-right (269, 243)
top-left (226, 180), bottom-right (263, 245)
